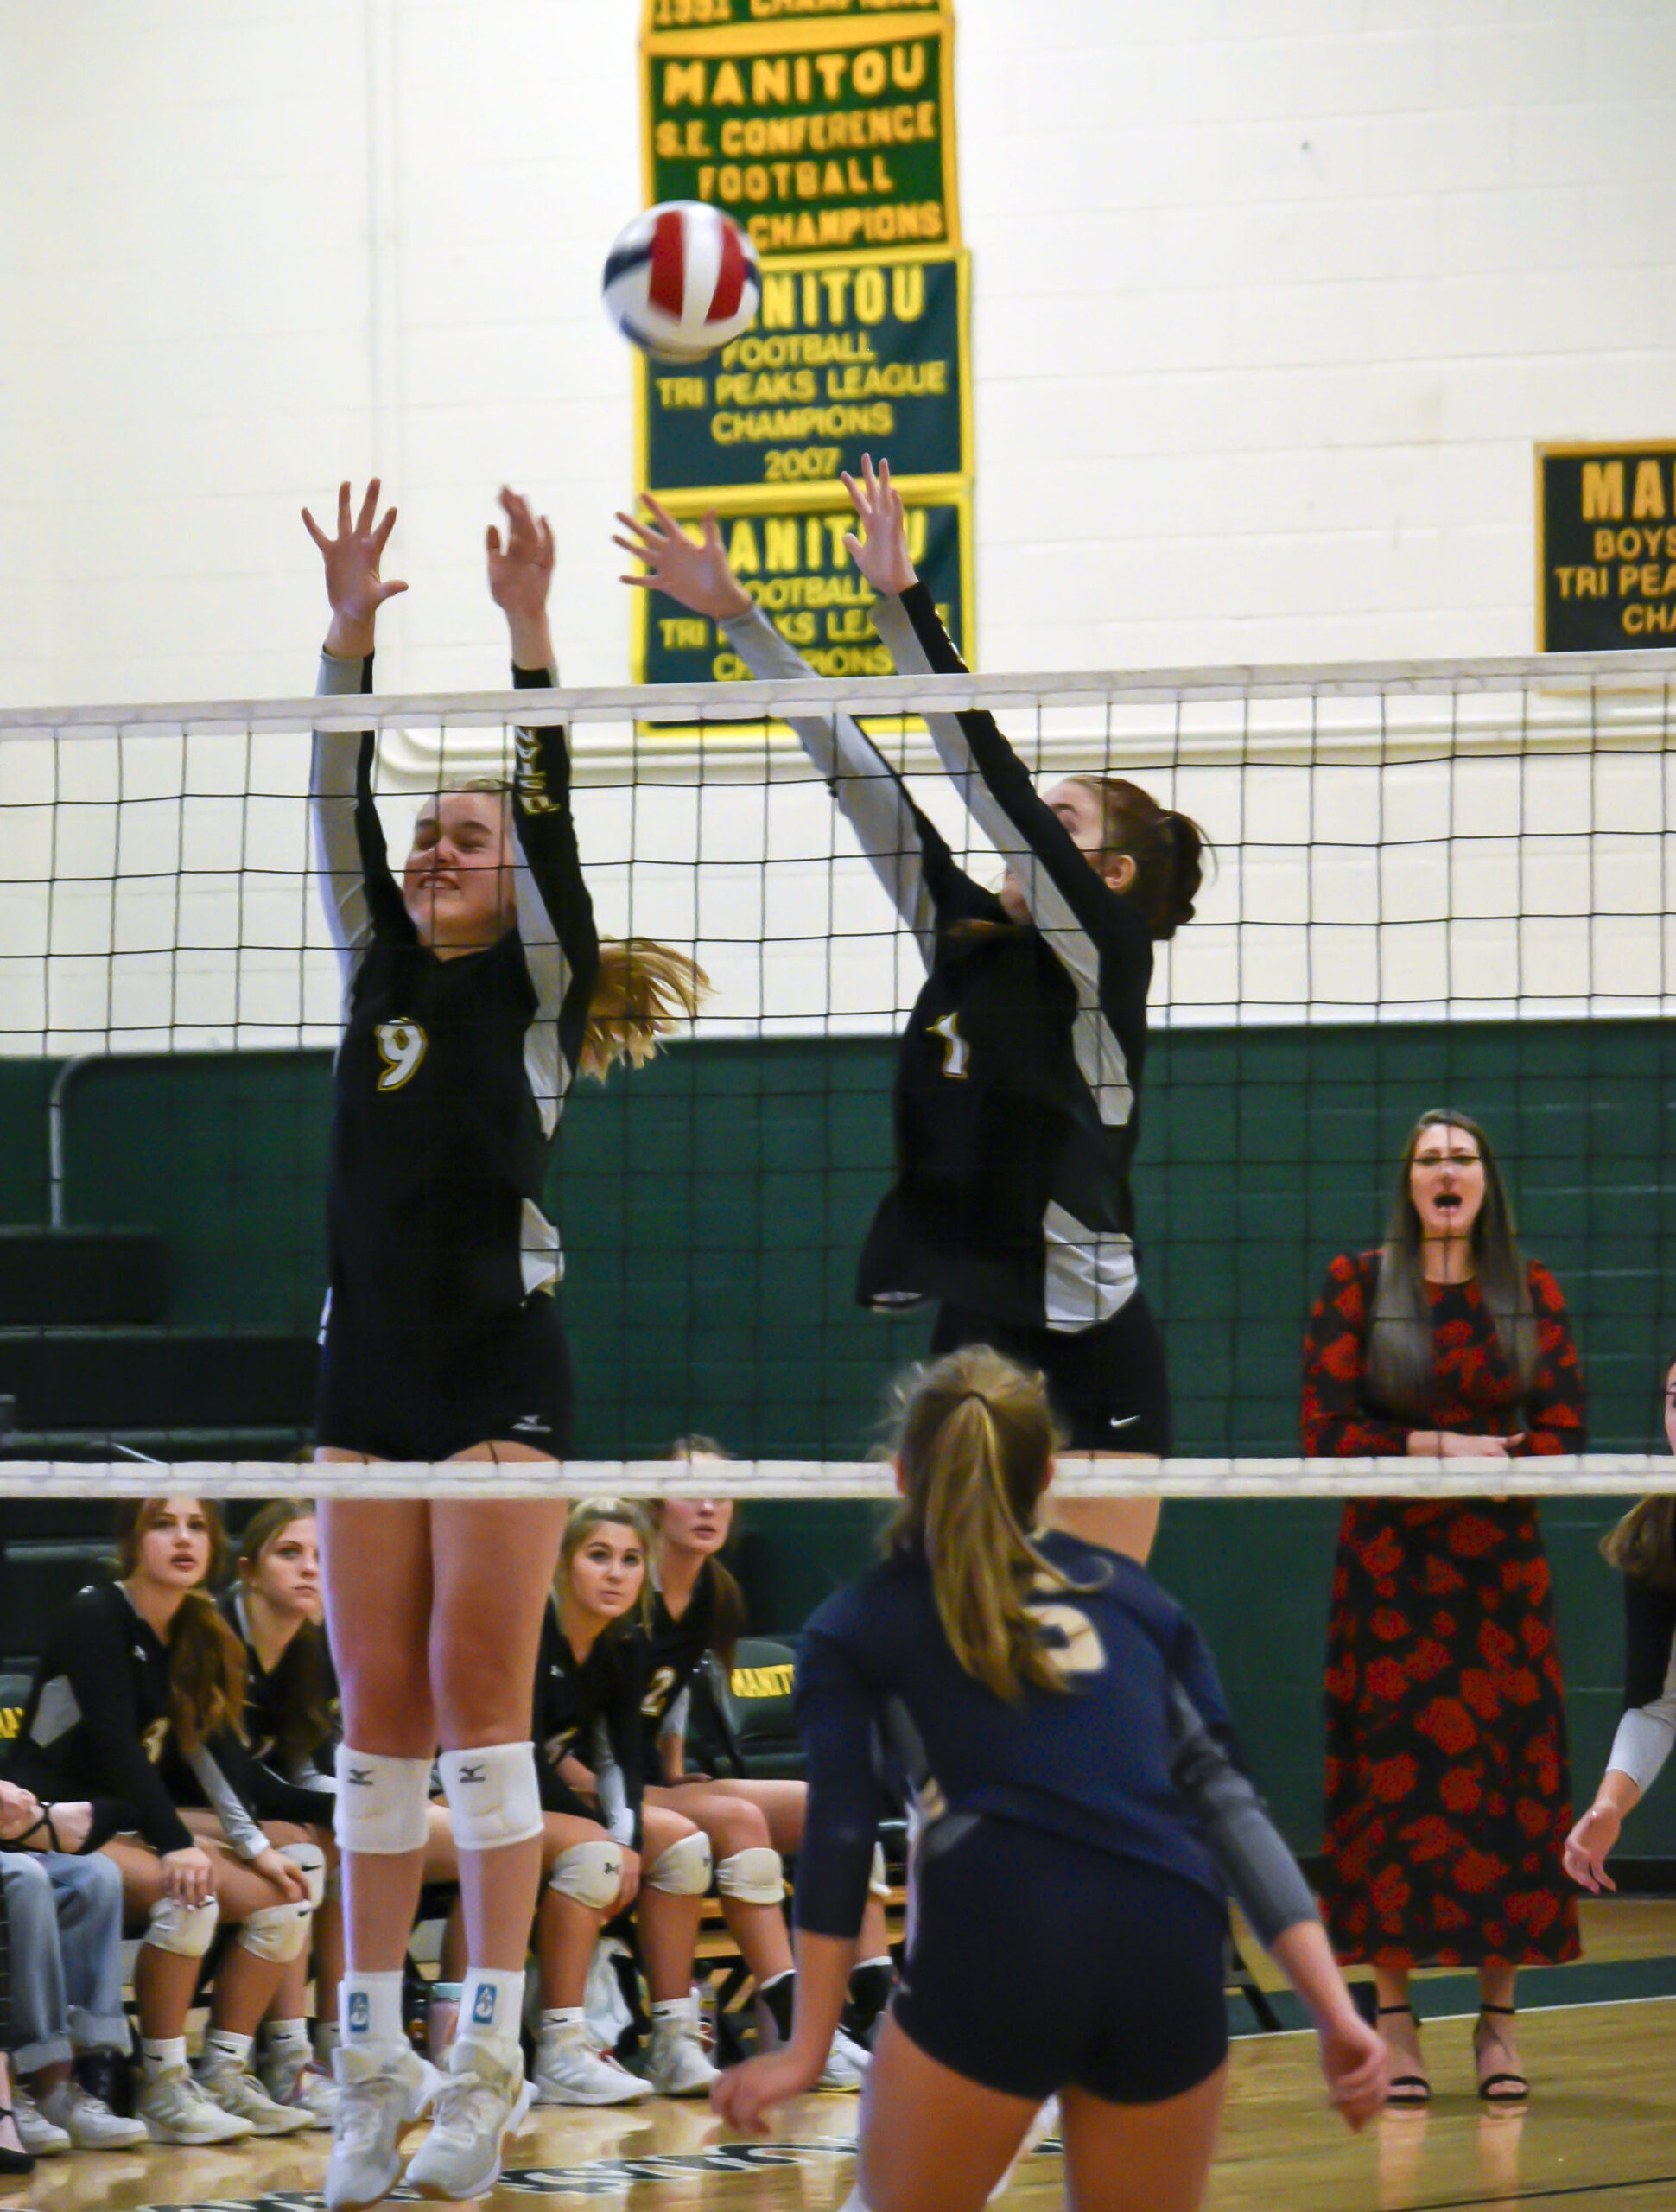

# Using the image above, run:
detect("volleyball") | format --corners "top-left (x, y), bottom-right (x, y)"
top-left (601, 201), bottom-right (762, 363)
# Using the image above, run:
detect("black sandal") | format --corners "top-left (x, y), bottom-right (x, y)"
top-left (1376, 2003), bottom-right (1431, 2106)
top-left (0, 2110), bottom-right (35, 2175)
top-left (1475, 2003), bottom-right (1529, 2103)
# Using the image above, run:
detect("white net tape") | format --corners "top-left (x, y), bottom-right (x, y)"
top-left (0, 1455), bottom-right (1668, 1501)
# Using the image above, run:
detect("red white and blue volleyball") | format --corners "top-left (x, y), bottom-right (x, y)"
top-left (602, 201), bottom-right (762, 363)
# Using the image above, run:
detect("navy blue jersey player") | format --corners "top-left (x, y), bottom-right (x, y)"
top-left (710, 1350), bottom-right (1388, 2212)
top-left (618, 461), bottom-right (1204, 1564)
top-left (302, 483), bottom-right (704, 2209)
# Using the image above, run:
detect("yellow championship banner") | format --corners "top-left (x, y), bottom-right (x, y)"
top-left (1537, 440), bottom-right (1676, 649)
top-left (642, 4), bottom-right (958, 259)
top-left (633, 245), bottom-right (970, 505)
top-left (632, 485), bottom-right (974, 694)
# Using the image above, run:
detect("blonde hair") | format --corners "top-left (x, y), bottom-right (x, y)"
top-left (557, 1497), bottom-right (655, 1635)
top-left (889, 1346), bottom-right (1074, 1703)
top-left (579, 938), bottom-right (708, 1081)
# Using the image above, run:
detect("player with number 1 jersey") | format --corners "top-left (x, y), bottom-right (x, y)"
top-left (618, 461), bottom-right (1207, 1559)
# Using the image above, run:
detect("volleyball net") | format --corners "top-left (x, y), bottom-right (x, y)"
top-left (3, 646), bottom-right (1676, 1496)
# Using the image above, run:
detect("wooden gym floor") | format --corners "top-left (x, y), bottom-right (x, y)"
top-left (12, 1898), bottom-right (1676, 2212)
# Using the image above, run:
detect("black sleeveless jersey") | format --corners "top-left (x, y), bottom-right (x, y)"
top-left (313, 655), bottom-right (600, 1341)
top-left (722, 588), bottom-right (1152, 1334)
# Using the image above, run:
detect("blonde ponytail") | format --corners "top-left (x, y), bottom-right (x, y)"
top-left (890, 1346), bottom-right (1072, 1702)
top-left (579, 938), bottom-right (708, 1080)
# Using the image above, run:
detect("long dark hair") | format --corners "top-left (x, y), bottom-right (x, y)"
top-left (1600, 1350), bottom-right (1676, 1589)
top-left (1365, 1108), bottom-right (1538, 1417)
top-left (114, 1500), bottom-right (248, 1757)
top-left (237, 1501), bottom-right (334, 1770)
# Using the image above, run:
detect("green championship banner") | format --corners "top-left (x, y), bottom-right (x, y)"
top-left (1537, 441), bottom-right (1676, 648)
top-left (633, 489), bottom-right (972, 692)
top-left (637, 246), bottom-right (968, 499)
top-left (642, 6), bottom-right (958, 258)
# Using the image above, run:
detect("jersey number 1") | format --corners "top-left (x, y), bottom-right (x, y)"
top-left (929, 1011), bottom-right (969, 1080)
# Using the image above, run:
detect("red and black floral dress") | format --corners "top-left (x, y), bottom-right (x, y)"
top-left (1300, 1251), bottom-right (1585, 1969)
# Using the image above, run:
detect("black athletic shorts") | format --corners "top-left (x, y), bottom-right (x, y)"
top-left (931, 1287), bottom-right (1173, 1454)
top-left (892, 1816), bottom-right (1228, 2105)
top-left (315, 1292), bottom-right (575, 1462)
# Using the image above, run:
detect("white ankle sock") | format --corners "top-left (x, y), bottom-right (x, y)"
top-left (340, 1971), bottom-right (405, 2053)
top-left (203, 2028), bottom-right (253, 2071)
top-left (142, 2037), bottom-right (187, 2079)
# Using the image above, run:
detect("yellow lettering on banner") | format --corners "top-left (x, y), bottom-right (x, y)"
top-left (825, 359), bottom-right (947, 397)
top-left (753, 57), bottom-right (790, 102)
top-left (765, 518), bottom-right (800, 569)
top-left (663, 59), bottom-right (706, 106)
top-left (655, 375), bottom-right (707, 407)
top-left (1633, 460), bottom-right (1668, 519)
top-left (1626, 601), bottom-right (1676, 632)
top-left (659, 617), bottom-right (708, 649)
top-left (1583, 461), bottom-right (1625, 520)
top-left (711, 59), bottom-right (746, 103)
top-left (729, 518), bottom-right (761, 573)
top-left (1593, 525), bottom-right (1676, 562)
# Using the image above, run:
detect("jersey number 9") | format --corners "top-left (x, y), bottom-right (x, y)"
top-left (375, 1020), bottom-right (429, 1092)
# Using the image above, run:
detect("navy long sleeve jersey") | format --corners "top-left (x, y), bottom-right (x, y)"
top-left (721, 587), bottom-right (1152, 1333)
top-left (312, 657), bottom-right (600, 1338)
top-left (792, 1533), bottom-right (1277, 1942)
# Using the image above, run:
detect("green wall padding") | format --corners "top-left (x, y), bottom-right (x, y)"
top-left (11, 1014), bottom-right (1676, 1854)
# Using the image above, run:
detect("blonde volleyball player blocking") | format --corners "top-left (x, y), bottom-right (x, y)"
top-left (304, 481), bottom-right (703, 2207)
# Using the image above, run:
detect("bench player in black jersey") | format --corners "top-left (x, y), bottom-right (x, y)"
top-left (710, 1351), bottom-right (1387, 2212)
top-left (12, 1500), bottom-right (327, 2146)
top-left (618, 461), bottom-right (1206, 1565)
top-left (302, 482), bottom-right (704, 2208)
top-left (637, 1460), bottom-right (891, 2073)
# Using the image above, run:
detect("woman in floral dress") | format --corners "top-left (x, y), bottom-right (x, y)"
top-left (1301, 1108), bottom-right (1584, 2104)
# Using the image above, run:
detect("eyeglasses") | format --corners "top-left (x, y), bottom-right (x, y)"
top-left (1413, 1153), bottom-right (1480, 1168)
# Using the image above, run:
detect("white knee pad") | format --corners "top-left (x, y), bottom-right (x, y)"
top-left (716, 1846), bottom-right (784, 1906)
top-left (333, 1746), bottom-right (433, 1857)
top-left (238, 1897), bottom-right (313, 1964)
top-left (282, 1840), bottom-right (329, 1910)
top-left (548, 1840), bottom-right (623, 1912)
top-left (647, 1831), bottom-right (714, 1897)
top-left (869, 1842), bottom-right (891, 1900)
top-left (439, 1741), bottom-right (543, 1853)
top-left (146, 1892), bottom-right (220, 1958)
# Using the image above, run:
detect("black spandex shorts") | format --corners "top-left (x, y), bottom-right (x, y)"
top-left (892, 1816), bottom-right (1228, 2106)
top-left (315, 1293), bottom-right (575, 1462)
top-left (931, 1287), bottom-right (1173, 1454)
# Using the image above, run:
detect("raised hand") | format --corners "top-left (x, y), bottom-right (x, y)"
top-left (841, 453), bottom-right (917, 595)
top-left (486, 486), bottom-right (555, 671)
top-left (614, 495), bottom-right (752, 620)
top-left (302, 480), bottom-right (408, 659)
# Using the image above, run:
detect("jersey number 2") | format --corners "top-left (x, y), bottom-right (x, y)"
top-left (375, 1020), bottom-right (428, 1092)
top-left (929, 1011), bottom-right (969, 1080)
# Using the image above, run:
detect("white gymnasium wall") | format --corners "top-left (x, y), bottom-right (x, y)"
top-left (2, 2), bottom-right (1675, 1051)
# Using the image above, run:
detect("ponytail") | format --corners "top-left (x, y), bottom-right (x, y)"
top-left (1070, 777), bottom-right (1209, 941)
top-left (579, 938), bottom-right (709, 1080)
top-left (889, 1346), bottom-right (1071, 1702)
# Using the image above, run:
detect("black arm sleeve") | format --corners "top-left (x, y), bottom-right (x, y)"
top-left (510, 666), bottom-right (601, 1080)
